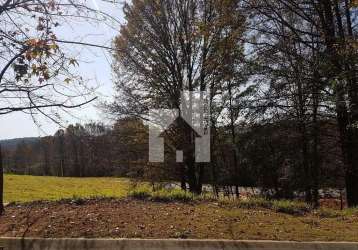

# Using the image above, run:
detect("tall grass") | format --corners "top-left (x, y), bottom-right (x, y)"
top-left (128, 185), bottom-right (195, 202)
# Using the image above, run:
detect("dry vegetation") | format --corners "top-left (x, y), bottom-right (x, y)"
top-left (1, 198), bottom-right (358, 241)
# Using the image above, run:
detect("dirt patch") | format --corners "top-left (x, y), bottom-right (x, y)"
top-left (0, 198), bottom-right (358, 241)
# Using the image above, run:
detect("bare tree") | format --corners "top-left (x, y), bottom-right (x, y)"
top-left (0, 0), bottom-right (118, 213)
top-left (110, 0), bottom-right (246, 193)
top-left (243, 0), bottom-right (357, 206)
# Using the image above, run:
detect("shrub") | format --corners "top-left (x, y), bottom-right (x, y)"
top-left (151, 189), bottom-right (194, 202)
top-left (128, 185), bottom-right (152, 200)
top-left (316, 208), bottom-right (340, 218)
top-left (342, 207), bottom-right (358, 217)
top-left (271, 200), bottom-right (311, 215)
top-left (128, 186), bottom-right (194, 202)
top-left (219, 197), bottom-right (272, 209)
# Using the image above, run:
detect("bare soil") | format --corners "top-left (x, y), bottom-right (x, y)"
top-left (1, 198), bottom-right (358, 241)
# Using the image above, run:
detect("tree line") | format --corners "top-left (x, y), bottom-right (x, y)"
top-left (2, 117), bottom-right (345, 203)
top-left (2, 119), bottom-right (147, 178)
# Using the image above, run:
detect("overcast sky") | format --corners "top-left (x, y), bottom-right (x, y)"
top-left (0, 1), bottom-right (125, 140)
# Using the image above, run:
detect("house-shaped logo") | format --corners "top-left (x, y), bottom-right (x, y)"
top-left (149, 91), bottom-right (210, 163)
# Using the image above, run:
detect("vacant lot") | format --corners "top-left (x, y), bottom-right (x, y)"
top-left (2, 175), bottom-right (358, 241)
top-left (1, 198), bottom-right (358, 241)
top-left (3, 174), bottom-right (130, 202)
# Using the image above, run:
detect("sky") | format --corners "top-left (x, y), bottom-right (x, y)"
top-left (0, 1), bottom-right (125, 140)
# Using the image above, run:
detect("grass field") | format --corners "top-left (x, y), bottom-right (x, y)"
top-left (3, 174), bottom-right (131, 203)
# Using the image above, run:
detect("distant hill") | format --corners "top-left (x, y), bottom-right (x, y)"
top-left (0, 137), bottom-right (40, 151)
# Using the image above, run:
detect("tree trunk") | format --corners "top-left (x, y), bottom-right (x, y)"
top-left (184, 125), bottom-right (203, 194)
top-left (42, 144), bottom-right (50, 176)
top-left (311, 80), bottom-right (320, 208)
top-left (228, 81), bottom-right (240, 198)
top-left (301, 124), bottom-right (312, 203)
top-left (186, 162), bottom-right (203, 194)
top-left (186, 161), bottom-right (202, 194)
top-left (296, 75), bottom-right (312, 203)
top-left (180, 163), bottom-right (186, 191)
top-left (187, 160), bottom-right (197, 193)
top-left (345, 129), bottom-right (358, 207)
top-left (0, 144), bottom-right (4, 215)
top-left (210, 124), bottom-right (219, 197)
top-left (343, 0), bottom-right (358, 207)
top-left (318, 0), bottom-right (358, 207)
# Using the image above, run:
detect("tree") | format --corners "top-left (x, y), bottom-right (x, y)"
top-left (0, 1), bottom-right (101, 119)
top-left (243, 0), bottom-right (357, 206)
top-left (0, 0), bottom-right (118, 212)
top-left (110, 0), bottom-right (246, 193)
top-left (0, 144), bottom-right (4, 215)
top-left (54, 129), bottom-right (65, 176)
top-left (66, 124), bottom-right (85, 177)
top-left (111, 118), bottom-right (148, 178)
top-left (13, 140), bottom-right (32, 174)
top-left (40, 136), bottom-right (52, 176)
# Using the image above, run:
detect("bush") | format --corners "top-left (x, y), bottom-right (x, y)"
top-left (128, 185), bottom-right (152, 200)
top-left (316, 208), bottom-right (340, 218)
top-left (342, 207), bottom-right (358, 216)
top-left (128, 186), bottom-right (194, 202)
top-left (128, 186), bottom-right (313, 215)
top-left (271, 200), bottom-right (311, 215)
top-left (220, 197), bottom-right (272, 209)
top-left (151, 189), bottom-right (194, 202)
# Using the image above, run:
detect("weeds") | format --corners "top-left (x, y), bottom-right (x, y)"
top-left (341, 207), bottom-right (358, 216)
top-left (315, 208), bottom-right (340, 218)
top-left (128, 186), bottom-right (195, 202)
top-left (316, 207), bottom-right (358, 218)
top-left (129, 188), bottom-right (311, 215)
top-left (70, 195), bottom-right (86, 205)
top-left (127, 185), bottom-right (152, 199)
top-left (271, 200), bottom-right (311, 215)
top-left (151, 189), bottom-right (194, 202)
top-left (219, 197), bottom-right (311, 215)
top-left (128, 186), bottom-right (358, 217)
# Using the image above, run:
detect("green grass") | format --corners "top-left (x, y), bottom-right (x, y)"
top-left (4, 174), bottom-right (131, 203)
top-left (128, 185), bottom-right (195, 202)
top-left (151, 188), bottom-right (194, 202)
top-left (127, 184), bottom-right (152, 199)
